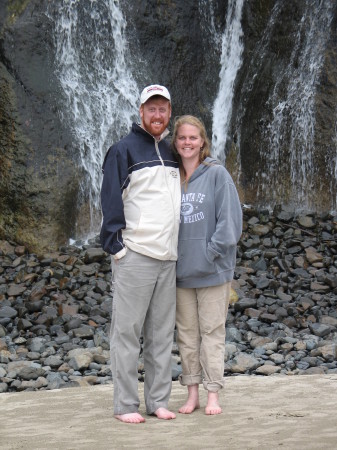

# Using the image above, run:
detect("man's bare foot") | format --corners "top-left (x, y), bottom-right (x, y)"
top-left (154, 407), bottom-right (176, 420)
top-left (114, 413), bottom-right (145, 423)
top-left (205, 391), bottom-right (222, 415)
top-left (179, 384), bottom-right (200, 414)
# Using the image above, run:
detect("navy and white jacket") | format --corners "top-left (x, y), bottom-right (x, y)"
top-left (100, 122), bottom-right (181, 261)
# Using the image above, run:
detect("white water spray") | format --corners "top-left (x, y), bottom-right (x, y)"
top-left (198, 0), bottom-right (221, 47)
top-left (262, 0), bottom-right (334, 207)
top-left (331, 118), bottom-right (337, 213)
top-left (212, 0), bottom-right (245, 159)
top-left (48, 0), bottom-right (139, 237)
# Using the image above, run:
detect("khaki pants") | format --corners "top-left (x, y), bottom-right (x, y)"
top-left (110, 249), bottom-right (176, 415)
top-left (176, 282), bottom-right (231, 392)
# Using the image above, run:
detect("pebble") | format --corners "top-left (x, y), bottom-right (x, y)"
top-left (0, 205), bottom-right (337, 392)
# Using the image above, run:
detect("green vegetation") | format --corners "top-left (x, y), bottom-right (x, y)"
top-left (7, 0), bottom-right (30, 25)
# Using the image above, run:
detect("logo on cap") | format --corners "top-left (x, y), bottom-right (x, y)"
top-left (147, 86), bottom-right (164, 93)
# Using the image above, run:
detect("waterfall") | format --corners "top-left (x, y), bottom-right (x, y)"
top-left (233, 2), bottom-right (282, 145)
top-left (198, 0), bottom-right (221, 47)
top-left (211, 0), bottom-right (245, 159)
top-left (330, 118), bottom-right (337, 212)
top-left (47, 0), bottom-right (139, 238)
top-left (259, 0), bottom-right (334, 208)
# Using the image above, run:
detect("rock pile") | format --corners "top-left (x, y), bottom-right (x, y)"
top-left (0, 242), bottom-right (113, 393)
top-left (226, 205), bottom-right (337, 376)
top-left (1, 206), bottom-right (337, 393)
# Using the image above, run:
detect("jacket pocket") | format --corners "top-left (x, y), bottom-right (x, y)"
top-left (177, 238), bottom-right (215, 280)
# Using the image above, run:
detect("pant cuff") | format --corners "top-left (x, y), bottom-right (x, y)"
top-left (114, 406), bottom-right (139, 415)
top-left (202, 378), bottom-right (225, 392)
top-left (178, 373), bottom-right (203, 386)
top-left (146, 401), bottom-right (168, 415)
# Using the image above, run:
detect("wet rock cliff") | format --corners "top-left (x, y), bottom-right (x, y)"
top-left (0, 1), bottom-right (79, 251)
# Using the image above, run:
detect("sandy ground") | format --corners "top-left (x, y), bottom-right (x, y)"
top-left (1, 374), bottom-right (337, 450)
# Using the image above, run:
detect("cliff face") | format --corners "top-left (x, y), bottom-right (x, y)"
top-left (121, 0), bottom-right (228, 133)
top-left (0, 0), bottom-right (336, 252)
top-left (0, 1), bottom-right (80, 251)
top-left (231, 1), bottom-right (337, 209)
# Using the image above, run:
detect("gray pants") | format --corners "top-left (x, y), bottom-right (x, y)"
top-left (110, 249), bottom-right (176, 415)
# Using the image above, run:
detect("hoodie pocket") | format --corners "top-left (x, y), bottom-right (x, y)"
top-left (177, 238), bottom-right (215, 280)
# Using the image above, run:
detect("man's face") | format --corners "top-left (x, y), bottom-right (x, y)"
top-left (140, 97), bottom-right (171, 139)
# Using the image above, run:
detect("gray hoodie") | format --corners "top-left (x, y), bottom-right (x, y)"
top-left (176, 157), bottom-right (242, 288)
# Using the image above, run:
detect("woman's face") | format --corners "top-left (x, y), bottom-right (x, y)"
top-left (175, 123), bottom-right (204, 164)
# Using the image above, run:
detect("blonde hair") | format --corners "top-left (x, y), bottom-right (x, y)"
top-left (171, 115), bottom-right (211, 184)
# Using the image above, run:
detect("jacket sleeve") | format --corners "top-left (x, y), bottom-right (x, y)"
top-left (207, 168), bottom-right (242, 261)
top-left (100, 144), bottom-right (129, 255)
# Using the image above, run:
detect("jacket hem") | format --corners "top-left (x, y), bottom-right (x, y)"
top-left (176, 269), bottom-right (234, 289)
top-left (126, 241), bottom-right (177, 261)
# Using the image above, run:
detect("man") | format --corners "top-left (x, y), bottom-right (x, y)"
top-left (100, 85), bottom-right (181, 423)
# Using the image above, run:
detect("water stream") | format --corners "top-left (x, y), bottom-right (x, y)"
top-left (47, 0), bottom-right (139, 238)
top-left (211, 0), bottom-right (335, 211)
top-left (211, 0), bottom-right (245, 160)
top-left (259, 0), bottom-right (334, 209)
top-left (198, 0), bottom-right (221, 46)
top-left (46, 0), bottom-right (336, 232)
top-left (330, 117), bottom-right (337, 212)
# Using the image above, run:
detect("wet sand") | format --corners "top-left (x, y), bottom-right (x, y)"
top-left (1, 374), bottom-right (337, 449)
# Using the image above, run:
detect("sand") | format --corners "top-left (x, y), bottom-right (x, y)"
top-left (1, 374), bottom-right (337, 449)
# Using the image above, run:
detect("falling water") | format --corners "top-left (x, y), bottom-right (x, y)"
top-left (260, 0), bottom-right (334, 208)
top-left (47, 0), bottom-right (139, 238)
top-left (330, 118), bottom-right (337, 213)
top-left (211, 0), bottom-right (245, 159)
top-left (233, 2), bottom-right (282, 145)
top-left (198, 0), bottom-right (221, 47)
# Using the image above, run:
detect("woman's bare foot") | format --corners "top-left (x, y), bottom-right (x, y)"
top-left (205, 391), bottom-right (222, 415)
top-left (179, 384), bottom-right (200, 414)
top-left (114, 413), bottom-right (145, 423)
top-left (154, 407), bottom-right (176, 420)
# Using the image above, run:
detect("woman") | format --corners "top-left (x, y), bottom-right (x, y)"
top-left (172, 115), bottom-right (242, 415)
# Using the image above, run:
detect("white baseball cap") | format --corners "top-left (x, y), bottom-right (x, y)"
top-left (140, 84), bottom-right (171, 105)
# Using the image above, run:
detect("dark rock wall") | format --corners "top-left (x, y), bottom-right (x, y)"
top-left (0, 1), bottom-right (80, 251)
top-left (313, 9), bottom-right (337, 207)
top-left (231, 1), bottom-right (337, 209)
top-left (0, 0), bottom-right (336, 251)
top-left (121, 0), bottom-right (227, 133)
